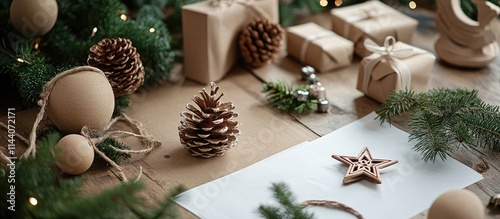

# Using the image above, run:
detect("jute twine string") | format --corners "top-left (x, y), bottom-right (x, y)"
top-left (80, 113), bottom-right (161, 182)
top-left (301, 200), bottom-right (364, 219)
top-left (1, 66), bottom-right (160, 182)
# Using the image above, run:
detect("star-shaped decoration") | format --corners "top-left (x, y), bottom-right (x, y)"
top-left (331, 147), bottom-right (397, 184)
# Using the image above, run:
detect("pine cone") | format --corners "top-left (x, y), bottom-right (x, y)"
top-left (88, 38), bottom-right (145, 96)
top-left (179, 82), bottom-right (241, 158)
top-left (239, 18), bottom-right (283, 68)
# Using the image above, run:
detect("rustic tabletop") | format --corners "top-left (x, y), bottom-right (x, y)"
top-left (1, 9), bottom-right (499, 219)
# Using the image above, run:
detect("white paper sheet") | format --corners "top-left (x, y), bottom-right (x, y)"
top-left (175, 112), bottom-right (483, 219)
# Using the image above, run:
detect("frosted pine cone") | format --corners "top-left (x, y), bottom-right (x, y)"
top-left (88, 38), bottom-right (145, 96)
top-left (179, 82), bottom-right (241, 158)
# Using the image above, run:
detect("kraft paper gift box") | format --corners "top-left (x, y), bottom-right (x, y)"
top-left (331, 0), bottom-right (418, 57)
top-left (357, 36), bottom-right (435, 103)
top-left (287, 22), bottom-right (354, 72)
top-left (182, 0), bottom-right (279, 84)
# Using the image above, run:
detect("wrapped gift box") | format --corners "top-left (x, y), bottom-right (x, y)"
top-left (287, 22), bottom-right (354, 72)
top-left (357, 37), bottom-right (435, 103)
top-left (331, 0), bottom-right (418, 57)
top-left (182, 0), bottom-right (279, 84)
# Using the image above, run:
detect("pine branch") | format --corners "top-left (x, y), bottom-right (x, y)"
top-left (96, 138), bottom-right (132, 165)
top-left (262, 81), bottom-right (317, 115)
top-left (0, 132), bottom-right (184, 219)
top-left (377, 88), bottom-right (500, 162)
top-left (258, 182), bottom-right (315, 219)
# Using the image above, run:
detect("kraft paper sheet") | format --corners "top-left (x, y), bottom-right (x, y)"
top-left (175, 112), bottom-right (482, 219)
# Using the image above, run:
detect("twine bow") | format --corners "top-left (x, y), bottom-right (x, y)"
top-left (361, 36), bottom-right (421, 93)
top-left (80, 113), bottom-right (161, 182)
top-left (300, 31), bottom-right (336, 63)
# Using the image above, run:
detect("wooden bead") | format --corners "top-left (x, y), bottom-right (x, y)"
top-left (55, 134), bottom-right (94, 175)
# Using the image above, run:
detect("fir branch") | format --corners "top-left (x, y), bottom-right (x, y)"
top-left (262, 81), bottom-right (317, 115)
top-left (0, 132), bottom-right (184, 219)
top-left (377, 88), bottom-right (500, 162)
top-left (258, 182), bottom-right (314, 219)
top-left (96, 138), bottom-right (132, 165)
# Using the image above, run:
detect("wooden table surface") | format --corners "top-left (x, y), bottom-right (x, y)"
top-left (1, 9), bottom-right (499, 219)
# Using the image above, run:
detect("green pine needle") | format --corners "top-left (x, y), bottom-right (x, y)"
top-left (262, 81), bottom-right (318, 115)
top-left (377, 88), bottom-right (500, 162)
top-left (0, 132), bottom-right (184, 219)
top-left (258, 182), bottom-right (315, 219)
top-left (96, 138), bottom-right (132, 165)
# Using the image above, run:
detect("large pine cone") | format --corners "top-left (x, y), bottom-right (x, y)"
top-left (88, 38), bottom-right (145, 96)
top-left (179, 82), bottom-right (241, 158)
top-left (239, 18), bottom-right (283, 68)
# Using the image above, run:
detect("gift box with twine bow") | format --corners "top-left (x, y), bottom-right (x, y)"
top-left (182, 0), bottom-right (279, 84)
top-left (286, 22), bottom-right (354, 72)
top-left (331, 0), bottom-right (418, 57)
top-left (357, 36), bottom-right (436, 103)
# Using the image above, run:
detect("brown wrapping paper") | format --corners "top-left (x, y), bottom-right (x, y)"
top-left (356, 41), bottom-right (435, 103)
top-left (331, 1), bottom-right (418, 57)
top-left (182, 0), bottom-right (279, 84)
top-left (286, 22), bottom-right (354, 72)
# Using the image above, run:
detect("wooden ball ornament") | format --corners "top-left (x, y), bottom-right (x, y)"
top-left (55, 134), bottom-right (94, 175)
top-left (10, 0), bottom-right (58, 38)
top-left (46, 66), bottom-right (115, 133)
top-left (428, 189), bottom-right (485, 219)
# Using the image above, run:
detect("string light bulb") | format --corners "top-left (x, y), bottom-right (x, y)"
top-left (91, 27), bottom-right (98, 37)
top-left (335, 0), bottom-right (343, 7)
top-left (120, 14), bottom-right (128, 21)
top-left (29, 197), bottom-right (38, 206)
top-left (409, 1), bottom-right (417, 9)
top-left (149, 28), bottom-right (155, 33)
top-left (16, 58), bottom-right (25, 63)
top-left (319, 0), bottom-right (328, 7)
top-left (34, 38), bottom-right (40, 50)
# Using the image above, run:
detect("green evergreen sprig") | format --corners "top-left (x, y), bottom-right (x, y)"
top-left (96, 138), bottom-right (132, 165)
top-left (0, 0), bottom-right (175, 109)
top-left (262, 81), bottom-right (317, 115)
top-left (258, 182), bottom-right (314, 219)
top-left (377, 89), bottom-right (500, 162)
top-left (0, 132), bottom-right (184, 219)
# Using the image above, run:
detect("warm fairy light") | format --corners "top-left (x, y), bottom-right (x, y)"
top-left (149, 28), bottom-right (155, 33)
top-left (335, 0), bottom-right (343, 7)
top-left (409, 1), bottom-right (417, 9)
top-left (319, 0), bottom-right (328, 7)
top-left (120, 14), bottom-right (128, 21)
top-left (91, 27), bottom-right (98, 37)
top-left (29, 197), bottom-right (38, 206)
top-left (16, 58), bottom-right (25, 63)
top-left (33, 38), bottom-right (40, 50)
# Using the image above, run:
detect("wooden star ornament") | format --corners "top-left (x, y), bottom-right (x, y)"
top-left (332, 147), bottom-right (397, 184)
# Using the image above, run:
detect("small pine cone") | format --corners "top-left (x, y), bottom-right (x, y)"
top-left (88, 38), bottom-right (145, 96)
top-left (179, 82), bottom-right (241, 158)
top-left (239, 18), bottom-right (283, 68)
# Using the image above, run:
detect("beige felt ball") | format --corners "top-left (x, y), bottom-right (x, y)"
top-left (428, 189), bottom-right (485, 219)
top-left (10, 0), bottom-right (58, 38)
top-left (47, 67), bottom-right (115, 133)
top-left (55, 134), bottom-right (94, 175)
